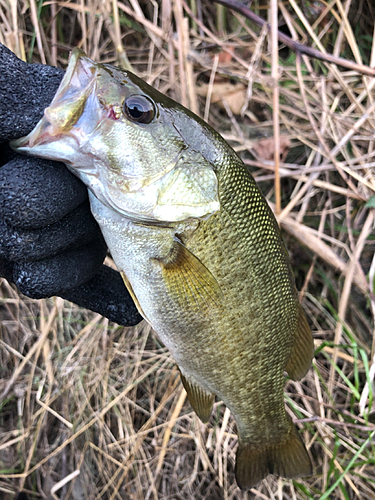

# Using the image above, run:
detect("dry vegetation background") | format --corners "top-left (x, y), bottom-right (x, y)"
top-left (1, 0), bottom-right (375, 499)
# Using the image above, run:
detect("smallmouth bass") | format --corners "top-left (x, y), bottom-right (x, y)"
top-left (12, 49), bottom-right (314, 489)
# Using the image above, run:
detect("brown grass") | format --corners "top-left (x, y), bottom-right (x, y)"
top-left (1, 1), bottom-right (375, 498)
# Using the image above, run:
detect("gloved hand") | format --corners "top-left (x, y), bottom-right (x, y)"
top-left (0, 43), bottom-right (141, 326)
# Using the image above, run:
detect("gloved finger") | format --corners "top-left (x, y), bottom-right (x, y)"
top-left (0, 155), bottom-right (88, 229)
top-left (12, 238), bottom-right (107, 298)
top-left (0, 43), bottom-right (63, 142)
top-left (0, 201), bottom-right (103, 262)
top-left (0, 256), bottom-right (13, 282)
top-left (61, 265), bottom-right (142, 326)
top-left (0, 142), bottom-right (18, 166)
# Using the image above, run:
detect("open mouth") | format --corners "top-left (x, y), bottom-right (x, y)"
top-left (11, 48), bottom-right (98, 153)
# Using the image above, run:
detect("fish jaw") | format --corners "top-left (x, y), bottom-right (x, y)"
top-left (11, 49), bottom-right (106, 178)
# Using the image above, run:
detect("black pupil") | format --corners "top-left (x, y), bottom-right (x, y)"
top-left (128, 103), bottom-right (143, 119)
top-left (124, 96), bottom-right (154, 123)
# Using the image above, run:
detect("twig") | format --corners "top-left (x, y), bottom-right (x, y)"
top-left (276, 209), bottom-right (370, 297)
top-left (155, 387), bottom-right (187, 477)
top-left (211, 0), bottom-right (375, 77)
top-left (328, 212), bottom-right (375, 397)
top-left (297, 415), bottom-right (375, 432)
top-left (271, 0), bottom-right (280, 214)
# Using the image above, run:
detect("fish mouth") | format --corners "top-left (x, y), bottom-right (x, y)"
top-left (11, 48), bottom-right (99, 157)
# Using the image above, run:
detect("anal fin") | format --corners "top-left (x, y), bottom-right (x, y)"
top-left (179, 372), bottom-right (215, 423)
top-left (285, 304), bottom-right (314, 380)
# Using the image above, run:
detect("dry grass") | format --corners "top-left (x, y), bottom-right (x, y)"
top-left (1, 1), bottom-right (375, 498)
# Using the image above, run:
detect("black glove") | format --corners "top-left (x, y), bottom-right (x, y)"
top-left (0, 44), bottom-right (141, 326)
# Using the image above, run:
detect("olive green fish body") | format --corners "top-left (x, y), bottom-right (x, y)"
top-left (186, 156), bottom-right (298, 436)
top-left (12, 49), bottom-right (314, 489)
top-left (91, 149), bottom-right (311, 485)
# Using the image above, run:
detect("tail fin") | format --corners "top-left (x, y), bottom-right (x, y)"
top-left (235, 419), bottom-right (312, 490)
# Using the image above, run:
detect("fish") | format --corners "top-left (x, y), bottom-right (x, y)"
top-left (12, 48), bottom-right (314, 489)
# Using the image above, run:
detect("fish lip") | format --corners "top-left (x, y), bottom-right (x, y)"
top-left (10, 121), bottom-right (80, 151)
top-left (11, 48), bottom-right (98, 153)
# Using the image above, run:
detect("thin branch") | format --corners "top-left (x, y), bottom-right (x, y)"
top-left (211, 0), bottom-right (375, 77)
top-left (271, 0), bottom-right (280, 214)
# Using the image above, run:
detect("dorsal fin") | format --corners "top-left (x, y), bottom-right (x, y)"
top-left (285, 304), bottom-right (314, 380)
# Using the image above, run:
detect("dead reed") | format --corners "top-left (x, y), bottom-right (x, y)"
top-left (1, 1), bottom-right (375, 498)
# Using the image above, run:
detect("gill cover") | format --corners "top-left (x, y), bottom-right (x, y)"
top-left (12, 49), bottom-right (220, 223)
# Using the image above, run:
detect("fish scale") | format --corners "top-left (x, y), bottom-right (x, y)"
top-left (12, 48), bottom-right (314, 489)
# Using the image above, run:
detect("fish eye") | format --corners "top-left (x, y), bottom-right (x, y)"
top-left (123, 95), bottom-right (155, 124)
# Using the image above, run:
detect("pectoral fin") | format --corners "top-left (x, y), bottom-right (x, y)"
top-left (179, 372), bottom-right (215, 423)
top-left (157, 239), bottom-right (222, 311)
top-left (285, 304), bottom-right (314, 380)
